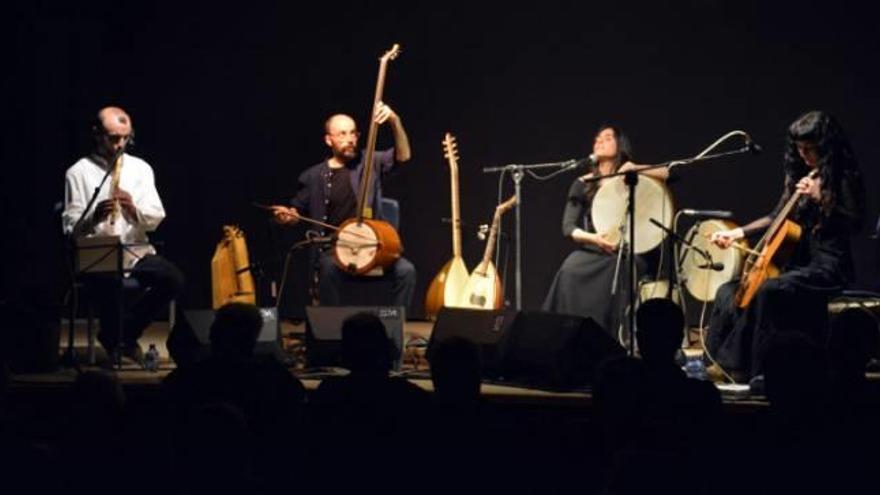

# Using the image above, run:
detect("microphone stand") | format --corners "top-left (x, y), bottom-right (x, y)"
top-left (70, 163), bottom-right (114, 237)
top-left (482, 159), bottom-right (580, 310)
top-left (578, 168), bottom-right (644, 354)
top-left (62, 157), bottom-right (116, 369)
top-left (649, 217), bottom-right (716, 267)
top-left (663, 145), bottom-right (753, 169)
top-left (274, 235), bottom-right (336, 366)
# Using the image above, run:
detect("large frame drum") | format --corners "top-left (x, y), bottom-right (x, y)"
top-left (681, 219), bottom-right (746, 301)
top-left (591, 175), bottom-right (674, 254)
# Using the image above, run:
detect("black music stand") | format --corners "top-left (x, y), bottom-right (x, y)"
top-left (66, 237), bottom-right (147, 369)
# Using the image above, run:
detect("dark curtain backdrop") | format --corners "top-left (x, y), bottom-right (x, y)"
top-left (3, 0), bottom-right (878, 320)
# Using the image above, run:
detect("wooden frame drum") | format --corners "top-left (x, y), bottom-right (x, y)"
top-left (681, 219), bottom-right (746, 302)
top-left (591, 175), bottom-right (674, 254)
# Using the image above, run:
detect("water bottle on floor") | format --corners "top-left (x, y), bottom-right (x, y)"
top-left (145, 344), bottom-right (160, 372)
top-left (684, 354), bottom-right (708, 380)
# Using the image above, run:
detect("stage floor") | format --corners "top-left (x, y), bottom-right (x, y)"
top-left (48, 317), bottom-right (435, 375)
top-left (7, 318), bottom-right (773, 411)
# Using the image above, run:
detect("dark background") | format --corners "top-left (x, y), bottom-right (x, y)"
top-left (3, 0), bottom-right (878, 321)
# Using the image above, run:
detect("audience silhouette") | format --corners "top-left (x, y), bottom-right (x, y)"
top-left (163, 303), bottom-right (306, 487)
top-left (636, 298), bottom-right (721, 427)
top-left (307, 312), bottom-right (429, 487)
top-left (1, 297), bottom-right (879, 494)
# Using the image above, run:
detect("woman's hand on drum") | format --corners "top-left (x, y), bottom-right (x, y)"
top-left (618, 162), bottom-right (640, 173)
top-left (619, 161), bottom-right (669, 180)
top-left (572, 228), bottom-right (617, 253)
top-left (594, 232), bottom-right (619, 254)
top-left (709, 228), bottom-right (744, 249)
top-left (270, 205), bottom-right (300, 225)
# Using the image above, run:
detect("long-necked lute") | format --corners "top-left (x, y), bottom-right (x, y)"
top-left (424, 133), bottom-right (470, 318)
top-left (334, 44), bottom-right (403, 275)
top-left (735, 169), bottom-right (819, 308)
top-left (460, 196), bottom-right (517, 310)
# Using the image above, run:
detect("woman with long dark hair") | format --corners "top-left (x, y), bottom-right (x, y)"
top-left (707, 110), bottom-right (866, 382)
top-left (542, 125), bottom-right (668, 337)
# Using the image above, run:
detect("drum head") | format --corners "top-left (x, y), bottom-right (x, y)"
top-left (334, 222), bottom-right (380, 272)
top-left (681, 219), bottom-right (745, 302)
top-left (591, 176), bottom-right (674, 254)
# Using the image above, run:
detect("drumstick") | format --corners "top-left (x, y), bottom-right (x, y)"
top-left (728, 243), bottom-right (762, 257)
top-left (701, 232), bottom-right (761, 256)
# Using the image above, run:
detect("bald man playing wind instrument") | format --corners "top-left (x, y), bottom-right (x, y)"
top-left (63, 106), bottom-right (184, 365)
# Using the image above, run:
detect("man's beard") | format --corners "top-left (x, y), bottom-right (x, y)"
top-left (92, 145), bottom-right (117, 166)
top-left (336, 146), bottom-right (358, 162)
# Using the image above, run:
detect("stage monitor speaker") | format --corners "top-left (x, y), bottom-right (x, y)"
top-left (427, 307), bottom-right (518, 378)
top-left (167, 307), bottom-right (285, 366)
top-left (304, 306), bottom-right (405, 371)
top-left (498, 311), bottom-right (625, 389)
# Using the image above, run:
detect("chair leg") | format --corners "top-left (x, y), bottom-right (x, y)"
top-left (168, 299), bottom-right (176, 330)
top-left (87, 302), bottom-right (96, 366)
top-left (62, 286), bottom-right (79, 367)
top-left (310, 267), bottom-right (321, 306)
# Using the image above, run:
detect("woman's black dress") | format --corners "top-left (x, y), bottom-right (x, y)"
top-left (542, 178), bottom-right (634, 337)
top-left (706, 171), bottom-right (864, 377)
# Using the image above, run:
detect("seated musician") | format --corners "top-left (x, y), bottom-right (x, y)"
top-left (62, 106), bottom-right (184, 364)
top-left (542, 125), bottom-right (668, 338)
top-left (270, 104), bottom-right (416, 309)
top-left (707, 110), bottom-right (866, 382)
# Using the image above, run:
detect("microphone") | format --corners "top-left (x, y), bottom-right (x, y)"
top-left (697, 261), bottom-right (725, 271)
top-left (745, 136), bottom-right (762, 154)
top-left (584, 153), bottom-right (598, 166)
top-left (563, 153), bottom-right (598, 171)
top-left (680, 209), bottom-right (734, 219)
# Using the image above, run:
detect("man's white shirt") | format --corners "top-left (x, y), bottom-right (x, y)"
top-left (63, 153), bottom-right (165, 268)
